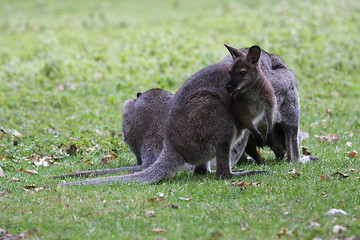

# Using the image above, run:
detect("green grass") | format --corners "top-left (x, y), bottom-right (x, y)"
top-left (0, 0), bottom-right (359, 239)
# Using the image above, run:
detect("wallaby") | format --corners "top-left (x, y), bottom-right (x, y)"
top-left (225, 45), bottom-right (277, 164)
top-left (58, 46), bottom-right (271, 186)
top-left (53, 88), bottom-right (209, 179)
top-left (225, 45), bottom-right (301, 164)
top-left (53, 89), bottom-right (174, 179)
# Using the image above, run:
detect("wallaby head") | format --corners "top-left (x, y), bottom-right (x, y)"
top-left (224, 45), bottom-right (262, 94)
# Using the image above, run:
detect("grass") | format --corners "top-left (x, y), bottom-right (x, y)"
top-left (0, 0), bottom-right (359, 239)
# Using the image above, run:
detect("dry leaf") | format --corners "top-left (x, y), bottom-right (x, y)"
top-left (277, 228), bottom-right (292, 236)
top-left (325, 208), bottom-right (348, 216)
top-left (241, 222), bottom-right (249, 232)
top-left (346, 141), bottom-right (352, 147)
top-left (0, 166), bottom-right (4, 177)
top-left (151, 228), bottom-right (167, 233)
top-left (145, 211), bottom-right (155, 218)
top-left (34, 187), bottom-right (44, 192)
top-left (320, 175), bottom-right (328, 180)
top-left (315, 133), bottom-right (340, 143)
top-left (232, 180), bottom-right (246, 187)
top-left (331, 172), bottom-right (349, 179)
top-left (348, 150), bottom-right (357, 158)
top-left (248, 182), bottom-right (261, 186)
top-left (23, 184), bottom-right (36, 190)
top-left (162, 203), bottom-right (179, 209)
top-left (100, 154), bottom-right (118, 165)
top-left (326, 108), bottom-right (334, 115)
top-left (179, 197), bottom-right (193, 201)
top-left (302, 147), bottom-right (313, 156)
top-left (12, 129), bottom-right (22, 138)
top-left (33, 157), bottom-right (50, 167)
top-left (66, 144), bottom-right (77, 156)
top-left (308, 220), bottom-right (321, 228)
top-left (333, 225), bottom-right (346, 234)
top-left (8, 177), bottom-right (20, 182)
top-left (24, 169), bottom-right (38, 175)
top-left (349, 168), bottom-right (357, 172)
top-left (148, 197), bottom-right (163, 203)
top-left (0, 190), bottom-right (10, 196)
top-left (288, 168), bottom-right (301, 177)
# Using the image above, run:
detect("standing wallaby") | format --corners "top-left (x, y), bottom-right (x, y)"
top-left (226, 45), bottom-right (301, 164)
top-left (53, 88), bottom-right (209, 179)
top-left (58, 47), bottom-right (271, 186)
top-left (225, 45), bottom-right (277, 164)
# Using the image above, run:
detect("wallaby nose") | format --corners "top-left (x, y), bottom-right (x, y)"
top-left (225, 83), bottom-right (233, 93)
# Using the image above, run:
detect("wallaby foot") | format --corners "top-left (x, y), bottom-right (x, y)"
top-left (193, 163), bottom-right (211, 175)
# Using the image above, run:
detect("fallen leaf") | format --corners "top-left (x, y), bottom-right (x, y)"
top-left (288, 168), bottom-right (301, 178)
top-left (8, 177), bottom-right (20, 182)
top-left (349, 168), bottom-right (357, 172)
top-left (333, 225), bottom-right (346, 234)
top-left (326, 108), bottom-right (334, 115)
top-left (232, 180), bottom-right (246, 187)
top-left (277, 228), bottom-right (292, 236)
top-left (179, 197), bottom-right (193, 201)
top-left (0, 166), bottom-right (4, 177)
top-left (0, 190), bottom-right (10, 196)
top-left (34, 187), bottom-right (44, 192)
top-left (315, 133), bottom-right (340, 143)
top-left (24, 169), bottom-right (38, 175)
top-left (162, 203), bottom-right (179, 209)
top-left (308, 220), bottom-right (321, 228)
top-left (320, 175), bottom-right (328, 180)
top-left (241, 222), bottom-right (249, 232)
top-left (99, 154), bottom-right (118, 165)
top-left (145, 211), bottom-right (155, 218)
top-left (325, 208), bottom-right (348, 216)
top-left (12, 129), bottom-right (22, 138)
top-left (23, 184), bottom-right (36, 189)
top-left (151, 228), bottom-right (167, 233)
top-left (1, 127), bottom-right (8, 134)
top-left (346, 141), bottom-right (352, 147)
top-left (248, 182), bottom-right (261, 186)
top-left (331, 172), bottom-right (349, 179)
top-left (33, 157), bottom-right (50, 167)
top-left (66, 144), bottom-right (77, 156)
top-left (148, 197), bottom-right (163, 203)
top-left (348, 150), bottom-right (357, 158)
top-left (302, 147), bottom-right (313, 156)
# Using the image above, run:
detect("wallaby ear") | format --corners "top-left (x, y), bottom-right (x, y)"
top-left (224, 44), bottom-right (242, 60)
top-left (137, 92), bottom-right (142, 98)
top-left (247, 45), bottom-right (261, 64)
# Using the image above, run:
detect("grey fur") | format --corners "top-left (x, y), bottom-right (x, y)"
top-left (225, 45), bottom-right (277, 164)
top-left (59, 47), bottom-right (271, 186)
top-left (228, 46), bottom-right (301, 164)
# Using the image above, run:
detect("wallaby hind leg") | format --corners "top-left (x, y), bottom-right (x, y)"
top-left (284, 125), bottom-right (300, 162)
top-left (216, 142), bottom-right (268, 179)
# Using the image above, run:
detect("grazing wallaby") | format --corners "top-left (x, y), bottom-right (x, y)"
top-left (59, 47), bottom-right (271, 186)
top-left (53, 89), bottom-right (174, 179)
top-left (225, 45), bottom-right (277, 164)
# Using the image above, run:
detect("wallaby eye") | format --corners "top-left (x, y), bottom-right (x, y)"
top-left (239, 71), bottom-right (247, 76)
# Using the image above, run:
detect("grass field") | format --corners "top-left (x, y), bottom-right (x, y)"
top-left (0, 0), bottom-right (359, 239)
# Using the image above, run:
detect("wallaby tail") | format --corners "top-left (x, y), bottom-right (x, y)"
top-left (52, 165), bottom-right (145, 179)
top-left (58, 144), bottom-right (185, 186)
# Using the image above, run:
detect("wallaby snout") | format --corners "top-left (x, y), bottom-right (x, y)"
top-left (225, 81), bottom-right (234, 93)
